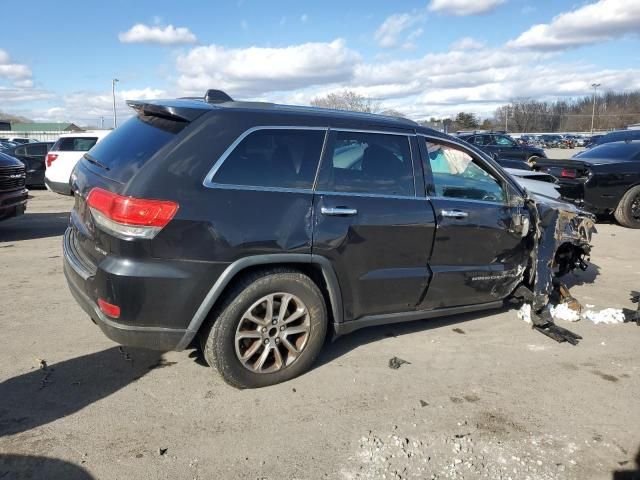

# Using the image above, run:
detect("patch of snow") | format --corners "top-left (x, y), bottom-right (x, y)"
top-left (517, 304), bottom-right (532, 324)
top-left (582, 308), bottom-right (626, 324)
top-left (550, 303), bottom-right (580, 322)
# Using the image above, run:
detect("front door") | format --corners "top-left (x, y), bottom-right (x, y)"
top-left (419, 137), bottom-right (529, 309)
top-left (312, 130), bottom-right (436, 322)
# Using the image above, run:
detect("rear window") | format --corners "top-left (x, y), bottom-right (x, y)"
top-left (212, 129), bottom-right (325, 189)
top-left (82, 115), bottom-right (185, 181)
top-left (578, 141), bottom-right (640, 160)
top-left (52, 137), bottom-right (98, 152)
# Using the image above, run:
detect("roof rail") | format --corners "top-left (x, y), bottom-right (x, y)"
top-left (204, 89), bottom-right (233, 104)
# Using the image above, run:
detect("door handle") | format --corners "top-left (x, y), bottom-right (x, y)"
top-left (441, 209), bottom-right (468, 219)
top-left (321, 207), bottom-right (358, 216)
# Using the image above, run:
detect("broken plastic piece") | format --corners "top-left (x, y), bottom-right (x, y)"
top-left (533, 323), bottom-right (582, 345)
top-left (388, 357), bottom-right (410, 369)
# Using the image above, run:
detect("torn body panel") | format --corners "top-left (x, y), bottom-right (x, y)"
top-left (519, 193), bottom-right (596, 339)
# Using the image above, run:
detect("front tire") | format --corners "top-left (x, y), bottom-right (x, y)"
top-left (614, 185), bottom-right (640, 229)
top-left (201, 269), bottom-right (327, 388)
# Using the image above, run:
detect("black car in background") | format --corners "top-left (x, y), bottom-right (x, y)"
top-left (457, 131), bottom-right (546, 167)
top-left (534, 140), bottom-right (640, 228)
top-left (63, 90), bottom-right (594, 388)
top-left (0, 151), bottom-right (28, 221)
top-left (585, 129), bottom-right (640, 149)
top-left (4, 142), bottom-right (55, 187)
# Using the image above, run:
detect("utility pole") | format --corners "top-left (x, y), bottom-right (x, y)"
top-left (590, 83), bottom-right (601, 135)
top-left (100, 116), bottom-right (104, 129)
top-left (505, 106), bottom-right (509, 132)
top-left (112, 78), bottom-right (119, 129)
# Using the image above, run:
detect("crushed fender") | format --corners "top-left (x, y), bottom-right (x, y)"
top-left (516, 196), bottom-right (596, 344)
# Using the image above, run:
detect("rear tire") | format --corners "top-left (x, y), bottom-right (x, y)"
top-left (614, 185), bottom-right (640, 229)
top-left (201, 269), bottom-right (327, 388)
top-left (527, 155), bottom-right (539, 166)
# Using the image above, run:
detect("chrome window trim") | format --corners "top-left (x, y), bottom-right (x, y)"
top-left (330, 127), bottom-right (415, 136)
top-left (429, 195), bottom-right (508, 207)
top-left (202, 126), bottom-right (329, 188)
top-left (314, 190), bottom-right (426, 201)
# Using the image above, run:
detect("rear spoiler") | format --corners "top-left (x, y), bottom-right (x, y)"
top-left (126, 100), bottom-right (212, 122)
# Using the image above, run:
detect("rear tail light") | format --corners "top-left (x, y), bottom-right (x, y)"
top-left (87, 187), bottom-right (179, 240)
top-left (560, 168), bottom-right (577, 179)
top-left (98, 298), bottom-right (120, 318)
top-left (46, 153), bottom-right (58, 167)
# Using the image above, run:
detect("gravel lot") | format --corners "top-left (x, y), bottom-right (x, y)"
top-left (1, 187), bottom-right (638, 480)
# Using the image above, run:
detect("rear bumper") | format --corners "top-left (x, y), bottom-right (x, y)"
top-left (63, 228), bottom-right (190, 351)
top-left (0, 188), bottom-right (28, 221)
top-left (45, 177), bottom-right (72, 195)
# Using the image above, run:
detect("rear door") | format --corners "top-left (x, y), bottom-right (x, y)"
top-left (418, 136), bottom-right (529, 309)
top-left (492, 135), bottom-right (526, 160)
top-left (312, 129), bottom-right (436, 321)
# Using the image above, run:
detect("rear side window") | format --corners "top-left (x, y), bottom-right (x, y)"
top-left (212, 129), bottom-right (325, 189)
top-left (52, 137), bottom-right (98, 152)
top-left (317, 131), bottom-right (414, 196)
top-left (26, 145), bottom-right (47, 155)
top-left (83, 115), bottom-right (185, 181)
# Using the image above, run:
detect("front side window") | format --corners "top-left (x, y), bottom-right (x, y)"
top-left (317, 131), bottom-right (414, 196)
top-left (212, 129), bottom-right (325, 189)
top-left (425, 141), bottom-right (505, 203)
top-left (494, 135), bottom-right (516, 146)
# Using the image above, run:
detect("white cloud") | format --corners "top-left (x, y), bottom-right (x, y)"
top-left (175, 39), bottom-right (361, 95)
top-left (428, 0), bottom-right (506, 16)
top-left (374, 13), bottom-right (423, 48)
top-left (450, 37), bottom-right (485, 50)
top-left (0, 49), bottom-right (32, 83)
top-left (118, 23), bottom-right (197, 45)
top-left (508, 0), bottom-right (640, 51)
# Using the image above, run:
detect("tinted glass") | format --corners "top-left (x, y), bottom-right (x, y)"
top-left (52, 137), bottom-right (98, 152)
top-left (318, 131), bottom-right (414, 196)
top-left (213, 129), bottom-right (325, 189)
top-left (27, 145), bottom-right (47, 155)
top-left (15, 146), bottom-right (26, 155)
top-left (84, 115), bottom-right (185, 182)
top-left (425, 142), bottom-right (505, 203)
top-left (578, 141), bottom-right (640, 160)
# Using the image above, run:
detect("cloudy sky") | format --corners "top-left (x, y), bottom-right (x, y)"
top-left (1, 0), bottom-right (639, 125)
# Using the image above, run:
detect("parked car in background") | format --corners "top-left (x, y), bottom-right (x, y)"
top-left (584, 135), bottom-right (602, 148)
top-left (4, 142), bottom-right (55, 187)
top-left (45, 131), bottom-right (110, 195)
top-left (534, 140), bottom-right (640, 228)
top-left (7, 137), bottom-right (36, 145)
top-left (63, 91), bottom-right (594, 388)
top-left (585, 129), bottom-right (640, 149)
top-left (0, 151), bottom-right (28, 221)
top-left (0, 140), bottom-right (18, 151)
top-left (456, 131), bottom-right (546, 167)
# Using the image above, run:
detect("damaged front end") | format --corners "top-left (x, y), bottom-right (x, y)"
top-left (515, 193), bottom-right (597, 344)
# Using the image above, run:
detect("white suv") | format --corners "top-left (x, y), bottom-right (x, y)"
top-left (45, 131), bottom-right (111, 195)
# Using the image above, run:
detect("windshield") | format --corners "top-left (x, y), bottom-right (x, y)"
top-left (577, 141), bottom-right (640, 160)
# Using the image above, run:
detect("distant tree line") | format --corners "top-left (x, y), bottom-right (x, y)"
top-left (493, 90), bottom-right (640, 133)
top-left (311, 89), bottom-right (640, 134)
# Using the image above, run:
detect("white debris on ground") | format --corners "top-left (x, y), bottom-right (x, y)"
top-left (550, 303), bottom-right (580, 322)
top-left (517, 303), bottom-right (532, 324)
top-left (341, 427), bottom-right (587, 480)
top-left (517, 302), bottom-right (628, 326)
top-left (581, 308), bottom-right (626, 324)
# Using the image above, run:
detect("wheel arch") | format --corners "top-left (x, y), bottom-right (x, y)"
top-left (175, 254), bottom-right (343, 350)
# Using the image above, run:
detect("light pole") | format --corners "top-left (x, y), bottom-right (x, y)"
top-left (112, 78), bottom-right (119, 129)
top-left (590, 83), bottom-right (601, 135)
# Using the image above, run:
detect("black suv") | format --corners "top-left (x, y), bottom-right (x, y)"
top-left (64, 91), bottom-right (593, 388)
top-left (0, 151), bottom-right (28, 221)
top-left (457, 131), bottom-right (546, 168)
top-left (4, 142), bottom-right (54, 187)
